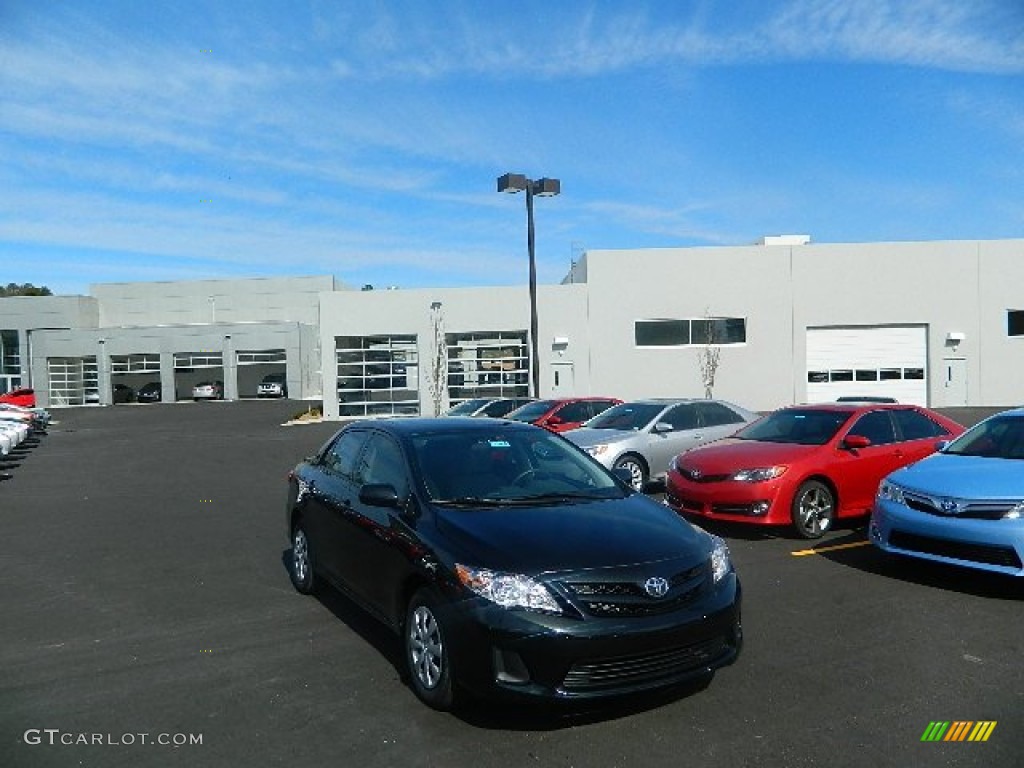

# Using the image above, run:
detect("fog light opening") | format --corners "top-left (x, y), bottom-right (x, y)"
top-left (751, 501), bottom-right (771, 516)
top-left (493, 648), bottom-right (531, 685)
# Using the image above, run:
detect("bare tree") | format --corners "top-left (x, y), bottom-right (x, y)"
top-left (698, 311), bottom-right (721, 399)
top-left (428, 302), bottom-right (448, 416)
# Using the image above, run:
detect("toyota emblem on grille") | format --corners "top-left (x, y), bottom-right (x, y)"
top-left (940, 498), bottom-right (961, 515)
top-left (643, 576), bottom-right (670, 598)
top-left (687, 468), bottom-right (702, 480)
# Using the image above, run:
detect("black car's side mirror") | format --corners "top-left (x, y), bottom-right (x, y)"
top-left (612, 467), bottom-right (635, 488)
top-left (359, 483), bottom-right (403, 508)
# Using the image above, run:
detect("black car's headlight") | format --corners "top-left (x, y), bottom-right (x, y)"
top-left (709, 534), bottom-right (732, 584)
top-left (877, 479), bottom-right (906, 505)
top-left (455, 564), bottom-right (562, 614)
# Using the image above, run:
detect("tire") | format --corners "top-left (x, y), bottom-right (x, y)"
top-left (289, 520), bottom-right (316, 594)
top-left (791, 480), bottom-right (835, 539)
top-left (613, 455), bottom-right (648, 492)
top-left (405, 588), bottom-right (455, 710)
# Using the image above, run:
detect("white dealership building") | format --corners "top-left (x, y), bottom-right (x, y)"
top-left (2, 237), bottom-right (1022, 416)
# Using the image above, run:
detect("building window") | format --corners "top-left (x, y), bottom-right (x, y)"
top-left (635, 317), bottom-right (746, 347)
top-left (1008, 310), bottom-right (1024, 337)
top-left (445, 330), bottom-right (528, 404)
top-left (336, 335), bottom-right (419, 417)
top-left (0, 330), bottom-right (20, 374)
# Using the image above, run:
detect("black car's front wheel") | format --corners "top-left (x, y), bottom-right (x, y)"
top-left (289, 521), bottom-right (316, 594)
top-left (405, 588), bottom-right (455, 710)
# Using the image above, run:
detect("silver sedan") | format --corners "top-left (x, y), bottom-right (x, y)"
top-left (564, 398), bottom-right (759, 491)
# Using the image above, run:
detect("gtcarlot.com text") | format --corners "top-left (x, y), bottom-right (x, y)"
top-left (24, 729), bottom-right (203, 747)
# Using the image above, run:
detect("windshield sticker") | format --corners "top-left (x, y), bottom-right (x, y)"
top-left (488, 440), bottom-right (511, 448)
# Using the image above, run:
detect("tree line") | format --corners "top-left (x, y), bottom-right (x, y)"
top-left (0, 283), bottom-right (52, 296)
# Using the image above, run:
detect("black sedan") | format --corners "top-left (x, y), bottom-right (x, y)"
top-left (285, 418), bottom-right (742, 710)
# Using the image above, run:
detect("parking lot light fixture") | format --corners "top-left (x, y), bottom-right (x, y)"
top-left (497, 173), bottom-right (561, 399)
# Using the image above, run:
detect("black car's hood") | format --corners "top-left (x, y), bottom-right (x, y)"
top-left (433, 493), bottom-right (710, 574)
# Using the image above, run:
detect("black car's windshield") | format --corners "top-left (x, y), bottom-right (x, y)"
top-left (585, 402), bottom-right (663, 431)
top-left (736, 409), bottom-right (854, 446)
top-left (412, 429), bottom-right (624, 503)
top-left (943, 414), bottom-right (1024, 459)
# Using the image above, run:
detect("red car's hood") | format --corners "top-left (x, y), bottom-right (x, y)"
top-left (675, 438), bottom-right (821, 472)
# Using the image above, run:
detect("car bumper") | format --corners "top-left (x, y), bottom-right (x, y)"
top-left (870, 499), bottom-right (1024, 576)
top-left (441, 574), bottom-right (742, 701)
top-left (665, 471), bottom-right (790, 526)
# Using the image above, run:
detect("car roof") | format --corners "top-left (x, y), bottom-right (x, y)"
top-left (342, 416), bottom-right (538, 437)
top-left (788, 403), bottom-right (917, 413)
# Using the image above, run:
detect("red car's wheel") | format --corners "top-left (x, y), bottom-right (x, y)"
top-left (791, 480), bottom-right (835, 539)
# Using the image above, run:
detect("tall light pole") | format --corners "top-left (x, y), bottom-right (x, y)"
top-left (497, 173), bottom-right (560, 399)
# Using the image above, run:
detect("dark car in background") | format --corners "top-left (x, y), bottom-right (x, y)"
top-left (285, 418), bottom-right (742, 710)
top-left (137, 382), bottom-right (162, 403)
top-left (504, 397), bottom-right (623, 433)
top-left (443, 397), bottom-right (534, 418)
top-left (113, 383), bottom-right (135, 403)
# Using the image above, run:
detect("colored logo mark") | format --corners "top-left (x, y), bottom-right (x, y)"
top-left (921, 721), bottom-right (997, 742)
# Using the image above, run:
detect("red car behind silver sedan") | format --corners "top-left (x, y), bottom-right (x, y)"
top-left (665, 404), bottom-right (964, 539)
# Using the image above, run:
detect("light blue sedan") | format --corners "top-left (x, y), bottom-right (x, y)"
top-left (870, 408), bottom-right (1024, 576)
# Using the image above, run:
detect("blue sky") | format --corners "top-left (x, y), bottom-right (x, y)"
top-left (2, 1), bottom-right (1022, 296)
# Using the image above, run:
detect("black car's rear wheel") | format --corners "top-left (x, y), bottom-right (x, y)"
top-left (289, 521), bottom-right (316, 594)
top-left (791, 480), bottom-right (835, 539)
top-left (405, 588), bottom-right (454, 710)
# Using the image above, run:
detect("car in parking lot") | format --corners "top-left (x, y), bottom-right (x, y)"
top-left (0, 387), bottom-right (36, 408)
top-left (192, 380), bottom-right (224, 401)
top-left (258, 372), bottom-right (288, 398)
top-left (285, 417), bottom-right (742, 710)
top-left (564, 399), bottom-right (759, 491)
top-left (443, 397), bottom-right (534, 418)
top-left (665, 404), bottom-right (964, 539)
top-left (871, 408), bottom-right (1024, 575)
top-left (504, 397), bottom-right (623, 433)
top-left (137, 381), bottom-right (162, 403)
top-left (113, 383), bottom-right (136, 403)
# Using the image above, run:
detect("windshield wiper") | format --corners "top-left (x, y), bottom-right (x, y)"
top-left (515, 491), bottom-right (614, 504)
top-left (432, 496), bottom-right (512, 507)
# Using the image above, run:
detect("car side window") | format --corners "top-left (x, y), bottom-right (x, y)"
top-left (557, 402), bottom-right (590, 423)
top-left (661, 404), bottom-right (699, 431)
top-left (894, 409), bottom-right (949, 440)
top-left (847, 411), bottom-right (896, 445)
top-left (323, 430), bottom-right (368, 479)
top-left (696, 402), bottom-right (744, 427)
top-left (357, 433), bottom-right (409, 497)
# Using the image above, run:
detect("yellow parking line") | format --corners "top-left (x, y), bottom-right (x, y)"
top-left (791, 540), bottom-right (872, 557)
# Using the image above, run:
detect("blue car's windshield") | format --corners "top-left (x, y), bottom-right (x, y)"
top-left (735, 409), bottom-right (854, 446)
top-left (943, 414), bottom-right (1024, 459)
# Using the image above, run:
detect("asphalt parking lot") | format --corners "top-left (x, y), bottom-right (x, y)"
top-left (2, 402), bottom-right (1022, 768)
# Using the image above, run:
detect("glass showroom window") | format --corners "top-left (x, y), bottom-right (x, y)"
top-left (445, 330), bottom-right (528, 404)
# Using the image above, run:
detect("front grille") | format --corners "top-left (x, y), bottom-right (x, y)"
top-left (563, 564), bottom-right (706, 618)
top-left (889, 530), bottom-right (1022, 569)
top-left (678, 469), bottom-right (731, 483)
top-left (562, 636), bottom-right (728, 693)
top-left (903, 492), bottom-right (1018, 521)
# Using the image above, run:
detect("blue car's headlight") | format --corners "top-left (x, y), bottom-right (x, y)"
top-left (455, 564), bottom-right (562, 614)
top-left (709, 534), bottom-right (732, 583)
top-left (877, 479), bottom-right (906, 505)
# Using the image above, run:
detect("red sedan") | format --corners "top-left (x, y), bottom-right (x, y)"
top-left (664, 404), bottom-right (964, 539)
top-left (503, 396), bottom-right (622, 433)
top-left (0, 387), bottom-right (35, 408)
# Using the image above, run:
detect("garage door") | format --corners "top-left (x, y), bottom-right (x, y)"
top-left (806, 326), bottom-right (928, 406)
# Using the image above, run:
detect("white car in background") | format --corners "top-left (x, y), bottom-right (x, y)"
top-left (564, 398), bottom-right (759, 491)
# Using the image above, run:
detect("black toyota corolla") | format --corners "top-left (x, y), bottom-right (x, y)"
top-left (285, 417), bottom-right (742, 710)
